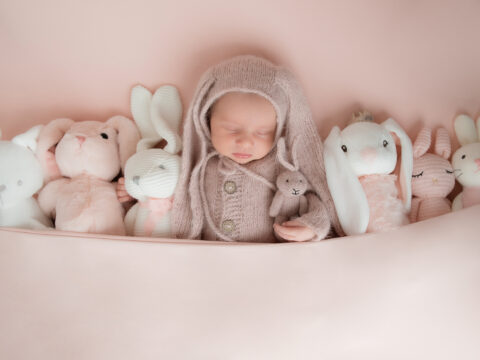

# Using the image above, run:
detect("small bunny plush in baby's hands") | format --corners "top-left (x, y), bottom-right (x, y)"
top-left (270, 137), bottom-right (310, 225)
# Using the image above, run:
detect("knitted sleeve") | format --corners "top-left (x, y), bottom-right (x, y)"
top-left (296, 192), bottom-right (331, 240)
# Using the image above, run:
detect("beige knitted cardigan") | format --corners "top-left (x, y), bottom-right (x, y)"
top-left (172, 55), bottom-right (343, 241)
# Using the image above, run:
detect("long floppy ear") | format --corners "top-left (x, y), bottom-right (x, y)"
top-left (12, 125), bottom-right (43, 152)
top-left (434, 127), bottom-right (451, 159)
top-left (36, 118), bottom-right (75, 181)
top-left (382, 118), bottom-right (413, 211)
top-left (106, 115), bottom-right (141, 171)
top-left (150, 85), bottom-right (183, 154)
top-left (454, 114), bottom-right (478, 145)
top-left (413, 126), bottom-right (431, 159)
top-left (324, 126), bottom-right (369, 235)
top-left (131, 85), bottom-right (155, 152)
top-left (276, 137), bottom-right (296, 171)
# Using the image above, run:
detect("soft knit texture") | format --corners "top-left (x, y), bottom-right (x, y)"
top-left (410, 127), bottom-right (455, 222)
top-left (172, 55), bottom-right (342, 242)
top-left (359, 174), bottom-right (409, 232)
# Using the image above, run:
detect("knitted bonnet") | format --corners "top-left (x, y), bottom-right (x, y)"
top-left (172, 55), bottom-right (343, 239)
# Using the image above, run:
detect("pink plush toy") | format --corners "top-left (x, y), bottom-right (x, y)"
top-left (36, 117), bottom-right (140, 235)
top-left (410, 127), bottom-right (455, 222)
top-left (324, 112), bottom-right (413, 235)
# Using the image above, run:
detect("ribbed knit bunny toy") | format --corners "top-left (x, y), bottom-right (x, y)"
top-left (451, 114), bottom-right (480, 210)
top-left (269, 138), bottom-right (310, 225)
top-left (410, 126), bottom-right (455, 222)
top-left (0, 125), bottom-right (52, 230)
top-left (124, 85), bottom-right (183, 237)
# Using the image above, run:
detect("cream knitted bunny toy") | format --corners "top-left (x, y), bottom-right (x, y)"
top-left (0, 125), bottom-right (52, 230)
top-left (410, 126), bottom-right (455, 222)
top-left (124, 85), bottom-right (182, 237)
top-left (269, 138), bottom-right (309, 225)
top-left (451, 114), bottom-right (480, 211)
top-left (324, 112), bottom-right (413, 235)
top-left (36, 117), bottom-right (140, 235)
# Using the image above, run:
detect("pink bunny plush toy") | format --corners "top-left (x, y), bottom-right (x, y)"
top-left (36, 117), bottom-right (140, 235)
top-left (410, 127), bottom-right (455, 222)
top-left (324, 112), bottom-right (413, 236)
top-left (451, 114), bottom-right (480, 210)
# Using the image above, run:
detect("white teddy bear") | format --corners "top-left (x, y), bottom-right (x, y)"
top-left (0, 126), bottom-right (52, 230)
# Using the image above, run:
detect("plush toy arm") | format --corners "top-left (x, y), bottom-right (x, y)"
top-left (269, 191), bottom-right (283, 218)
top-left (452, 193), bottom-right (463, 212)
top-left (38, 179), bottom-right (66, 218)
top-left (124, 204), bottom-right (139, 236)
top-left (296, 192), bottom-right (331, 240)
top-left (409, 198), bottom-right (421, 222)
top-left (299, 195), bottom-right (308, 216)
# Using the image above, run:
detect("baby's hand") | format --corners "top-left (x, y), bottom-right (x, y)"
top-left (116, 177), bottom-right (134, 203)
top-left (273, 219), bottom-right (315, 242)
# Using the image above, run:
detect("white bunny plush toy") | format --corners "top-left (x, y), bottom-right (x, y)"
top-left (124, 85), bottom-right (183, 237)
top-left (0, 125), bottom-right (52, 230)
top-left (324, 112), bottom-right (413, 236)
top-left (451, 114), bottom-right (480, 211)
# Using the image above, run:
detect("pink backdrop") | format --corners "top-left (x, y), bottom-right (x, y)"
top-left (1, 0), bottom-right (480, 144)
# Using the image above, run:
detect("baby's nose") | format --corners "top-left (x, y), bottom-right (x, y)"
top-left (235, 134), bottom-right (254, 146)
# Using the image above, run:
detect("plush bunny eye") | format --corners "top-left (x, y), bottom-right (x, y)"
top-left (100, 133), bottom-right (109, 139)
top-left (383, 140), bottom-right (388, 147)
top-left (159, 164), bottom-right (166, 170)
top-left (341, 145), bottom-right (347, 152)
top-left (412, 171), bottom-right (424, 178)
top-left (286, 179), bottom-right (289, 183)
top-left (17, 180), bottom-right (23, 186)
top-left (461, 154), bottom-right (466, 159)
top-left (299, 180), bottom-right (303, 183)
top-left (446, 170), bottom-right (453, 174)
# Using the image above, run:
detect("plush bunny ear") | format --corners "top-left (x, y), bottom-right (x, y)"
top-left (454, 114), bottom-right (478, 145)
top-left (382, 118), bottom-right (413, 211)
top-left (276, 137), bottom-right (296, 171)
top-left (36, 118), bottom-right (75, 181)
top-left (324, 126), bottom-right (369, 236)
top-left (105, 115), bottom-right (141, 170)
top-left (11, 125), bottom-right (43, 152)
top-left (434, 127), bottom-right (451, 159)
top-left (150, 85), bottom-right (183, 154)
top-left (131, 85), bottom-right (155, 139)
top-left (413, 126), bottom-right (431, 159)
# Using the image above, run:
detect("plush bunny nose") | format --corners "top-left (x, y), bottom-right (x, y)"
top-left (475, 159), bottom-right (480, 168)
top-left (0, 184), bottom-right (6, 192)
top-left (76, 136), bottom-right (86, 145)
top-left (361, 147), bottom-right (377, 163)
top-left (132, 176), bottom-right (140, 185)
top-left (432, 178), bottom-right (438, 184)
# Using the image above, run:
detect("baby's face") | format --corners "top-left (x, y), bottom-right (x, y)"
top-left (210, 92), bottom-right (277, 164)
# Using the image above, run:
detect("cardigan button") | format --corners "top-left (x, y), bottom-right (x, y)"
top-left (224, 181), bottom-right (237, 194)
top-left (222, 220), bottom-right (235, 234)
